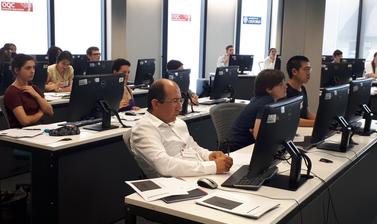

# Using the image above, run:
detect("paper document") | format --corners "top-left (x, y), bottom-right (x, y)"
top-left (0, 128), bottom-right (43, 138)
top-left (196, 191), bottom-right (280, 219)
top-left (126, 177), bottom-right (197, 202)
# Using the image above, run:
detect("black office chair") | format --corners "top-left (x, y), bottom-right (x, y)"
top-left (209, 103), bottom-right (246, 151)
top-left (0, 95), bottom-right (10, 130)
top-left (122, 130), bottom-right (160, 178)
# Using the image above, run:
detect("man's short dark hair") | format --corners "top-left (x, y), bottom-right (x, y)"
top-left (86, 46), bottom-right (99, 56)
top-left (56, 51), bottom-right (72, 63)
top-left (333, 49), bottom-right (343, 57)
top-left (254, 69), bottom-right (285, 97)
top-left (286, 55), bottom-right (310, 79)
top-left (147, 81), bottom-right (166, 111)
top-left (226, 45), bottom-right (233, 51)
top-left (166, 60), bottom-right (183, 71)
top-left (112, 58), bottom-right (131, 72)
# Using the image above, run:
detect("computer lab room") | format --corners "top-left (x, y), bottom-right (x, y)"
top-left (1, 0), bottom-right (377, 223)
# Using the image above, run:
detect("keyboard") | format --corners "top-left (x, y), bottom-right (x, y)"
top-left (233, 166), bottom-right (278, 190)
top-left (60, 118), bottom-right (102, 127)
top-left (199, 98), bottom-right (227, 105)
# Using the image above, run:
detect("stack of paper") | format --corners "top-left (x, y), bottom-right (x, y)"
top-left (0, 129), bottom-right (43, 138)
top-left (126, 177), bottom-right (197, 202)
top-left (196, 191), bottom-right (280, 219)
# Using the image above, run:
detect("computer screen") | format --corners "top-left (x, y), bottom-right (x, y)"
top-left (86, 60), bottom-right (114, 75)
top-left (310, 84), bottom-right (349, 144)
top-left (210, 66), bottom-right (238, 100)
top-left (32, 61), bottom-right (48, 93)
top-left (320, 62), bottom-right (353, 87)
top-left (229, 54), bottom-right (253, 74)
top-left (342, 58), bottom-right (366, 78)
top-left (67, 74), bottom-right (125, 129)
top-left (31, 54), bottom-right (49, 62)
top-left (0, 63), bottom-right (14, 95)
top-left (134, 59), bottom-right (155, 86)
top-left (71, 54), bottom-right (88, 76)
top-left (345, 78), bottom-right (373, 125)
top-left (166, 69), bottom-right (191, 114)
top-left (321, 55), bottom-right (333, 63)
top-left (274, 55), bottom-right (281, 70)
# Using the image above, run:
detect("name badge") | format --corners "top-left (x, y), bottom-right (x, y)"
top-left (181, 147), bottom-right (197, 159)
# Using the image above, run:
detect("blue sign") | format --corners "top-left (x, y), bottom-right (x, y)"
top-left (243, 16), bottom-right (262, 25)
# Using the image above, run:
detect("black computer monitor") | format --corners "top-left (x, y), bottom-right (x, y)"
top-left (210, 66), bottom-right (238, 101)
top-left (71, 54), bottom-right (88, 76)
top-left (67, 74), bottom-right (125, 130)
top-left (310, 84), bottom-right (349, 147)
top-left (166, 69), bottom-right (191, 115)
top-left (320, 62), bottom-right (353, 87)
top-left (321, 55), bottom-right (333, 63)
top-left (342, 58), bottom-right (366, 78)
top-left (345, 78), bottom-right (373, 134)
top-left (229, 54), bottom-right (253, 74)
top-left (86, 60), bottom-right (114, 75)
top-left (0, 63), bottom-right (14, 95)
top-left (31, 54), bottom-right (49, 62)
top-left (222, 96), bottom-right (305, 190)
top-left (134, 59), bottom-right (155, 86)
top-left (32, 61), bottom-right (48, 93)
top-left (274, 55), bottom-right (281, 70)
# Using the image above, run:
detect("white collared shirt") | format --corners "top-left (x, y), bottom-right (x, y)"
top-left (130, 112), bottom-right (217, 177)
top-left (217, 54), bottom-right (228, 67)
top-left (263, 56), bottom-right (275, 70)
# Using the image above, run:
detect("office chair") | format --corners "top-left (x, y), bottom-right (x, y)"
top-left (123, 129), bottom-right (161, 178)
top-left (209, 103), bottom-right (246, 152)
top-left (0, 95), bottom-right (10, 130)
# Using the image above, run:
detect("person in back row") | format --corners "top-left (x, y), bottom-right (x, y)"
top-left (112, 58), bottom-right (140, 111)
top-left (366, 52), bottom-right (377, 78)
top-left (86, 46), bottom-right (101, 61)
top-left (286, 55), bottom-right (316, 127)
top-left (46, 46), bottom-right (62, 65)
top-left (4, 54), bottom-right (53, 128)
top-left (332, 49), bottom-right (343, 63)
top-left (130, 79), bottom-right (233, 177)
top-left (216, 45), bottom-right (234, 67)
top-left (227, 69), bottom-right (287, 151)
top-left (45, 51), bottom-right (74, 92)
top-left (263, 48), bottom-right (277, 70)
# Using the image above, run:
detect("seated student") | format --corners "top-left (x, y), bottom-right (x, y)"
top-left (227, 69), bottom-right (287, 151)
top-left (263, 48), bottom-right (277, 70)
top-left (166, 59), bottom-right (199, 105)
top-left (46, 46), bottom-right (62, 65)
top-left (216, 45), bottom-right (234, 67)
top-left (366, 52), bottom-right (377, 78)
top-left (130, 79), bottom-right (233, 177)
top-left (4, 54), bottom-right (53, 128)
top-left (286, 55), bottom-right (316, 127)
top-left (45, 51), bottom-right (74, 92)
top-left (112, 58), bottom-right (140, 111)
top-left (0, 43), bottom-right (17, 63)
top-left (86, 46), bottom-right (101, 61)
top-left (332, 49), bottom-right (343, 63)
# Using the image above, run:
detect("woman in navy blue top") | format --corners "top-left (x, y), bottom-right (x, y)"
top-left (228, 69), bottom-right (287, 151)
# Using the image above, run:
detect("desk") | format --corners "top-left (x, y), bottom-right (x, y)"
top-left (124, 126), bottom-right (377, 224)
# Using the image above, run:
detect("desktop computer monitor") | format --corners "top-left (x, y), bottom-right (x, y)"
top-left (86, 60), bottom-right (114, 75)
top-left (229, 54), bottom-right (253, 74)
top-left (222, 96), bottom-right (303, 190)
top-left (320, 62), bottom-right (353, 87)
top-left (32, 61), bottom-right (48, 93)
top-left (321, 55), bottom-right (333, 63)
top-left (31, 54), bottom-right (49, 62)
top-left (342, 58), bottom-right (366, 78)
top-left (67, 74), bottom-right (125, 130)
top-left (210, 66), bottom-right (238, 101)
top-left (0, 63), bottom-right (14, 95)
top-left (310, 84), bottom-right (349, 145)
top-left (71, 54), bottom-right (88, 76)
top-left (274, 55), bottom-right (281, 70)
top-left (166, 69), bottom-right (191, 114)
top-left (345, 78), bottom-right (373, 125)
top-left (134, 59), bottom-right (155, 86)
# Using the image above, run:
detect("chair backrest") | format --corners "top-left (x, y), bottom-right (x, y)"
top-left (123, 129), bottom-right (161, 179)
top-left (0, 95), bottom-right (10, 130)
top-left (209, 103), bottom-right (246, 149)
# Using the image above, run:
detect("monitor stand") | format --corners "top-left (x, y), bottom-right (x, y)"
top-left (83, 100), bottom-right (118, 131)
top-left (317, 116), bottom-right (353, 152)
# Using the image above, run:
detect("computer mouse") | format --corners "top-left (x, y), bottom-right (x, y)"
top-left (197, 178), bottom-right (218, 189)
top-left (124, 111), bottom-right (137, 116)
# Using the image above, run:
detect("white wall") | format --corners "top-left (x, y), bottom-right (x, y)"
top-left (205, 0), bottom-right (237, 77)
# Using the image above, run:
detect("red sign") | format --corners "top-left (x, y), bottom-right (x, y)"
top-left (171, 14), bottom-right (191, 22)
top-left (1, 2), bottom-right (33, 12)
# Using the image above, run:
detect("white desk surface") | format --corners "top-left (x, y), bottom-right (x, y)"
top-left (125, 125), bottom-right (377, 224)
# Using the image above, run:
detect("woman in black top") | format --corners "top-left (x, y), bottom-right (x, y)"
top-left (228, 69), bottom-right (287, 151)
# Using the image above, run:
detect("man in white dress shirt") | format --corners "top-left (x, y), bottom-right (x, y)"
top-left (216, 45), bottom-right (234, 67)
top-left (130, 79), bottom-right (233, 177)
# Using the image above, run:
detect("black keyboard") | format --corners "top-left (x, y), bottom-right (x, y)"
top-left (233, 166), bottom-right (278, 190)
top-left (60, 118), bottom-right (102, 127)
top-left (199, 98), bottom-right (227, 105)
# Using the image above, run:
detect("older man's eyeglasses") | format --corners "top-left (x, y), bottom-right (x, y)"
top-left (161, 98), bottom-right (184, 104)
